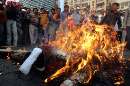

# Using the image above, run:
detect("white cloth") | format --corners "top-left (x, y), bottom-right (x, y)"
top-left (72, 12), bottom-right (81, 25)
top-left (19, 48), bottom-right (42, 75)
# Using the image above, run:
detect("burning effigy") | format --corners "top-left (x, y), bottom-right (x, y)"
top-left (44, 20), bottom-right (126, 86)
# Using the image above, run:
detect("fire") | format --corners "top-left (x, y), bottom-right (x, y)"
top-left (45, 21), bottom-right (126, 85)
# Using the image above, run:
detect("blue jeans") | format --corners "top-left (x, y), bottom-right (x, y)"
top-left (0, 23), bottom-right (4, 43)
top-left (6, 20), bottom-right (18, 46)
top-left (48, 22), bottom-right (59, 40)
top-left (29, 24), bottom-right (38, 45)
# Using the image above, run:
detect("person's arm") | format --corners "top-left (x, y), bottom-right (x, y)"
top-left (118, 14), bottom-right (122, 29)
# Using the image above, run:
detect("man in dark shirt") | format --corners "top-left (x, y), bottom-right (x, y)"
top-left (102, 3), bottom-right (122, 41)
top-left (29, 8), bottom-right (39, 46)
top-left (60, 5), bottom-right (70, 33)
top-left (0, 2), bottom-right (6, 46)
top-left (20, 8), bottom-right (31, 46)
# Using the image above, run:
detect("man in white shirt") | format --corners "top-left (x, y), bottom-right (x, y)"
top-left (72, 9), bottom-right (81, 26)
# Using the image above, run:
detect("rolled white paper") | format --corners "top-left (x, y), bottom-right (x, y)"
top-left (19, 48), bottom-right (42, 75)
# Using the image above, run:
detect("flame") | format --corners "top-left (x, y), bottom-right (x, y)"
top-left (45, 21), bottom-right (126, 85)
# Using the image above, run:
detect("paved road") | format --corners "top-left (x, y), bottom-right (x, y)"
top-left (0, 59), bottom-right (43, 86)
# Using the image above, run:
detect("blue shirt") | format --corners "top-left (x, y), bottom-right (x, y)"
top-left (61, 11), bottom-right (70, 22)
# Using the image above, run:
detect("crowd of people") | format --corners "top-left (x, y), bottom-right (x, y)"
top-left (0, 1), bottom-right (130, 50)
top-left (0, 1), bottom-right (82, 48)
top-left (0, 1), bottom-right (57, 47)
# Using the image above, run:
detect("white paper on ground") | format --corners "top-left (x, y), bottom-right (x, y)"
top-left (19, 48), bottom-right (42, 75)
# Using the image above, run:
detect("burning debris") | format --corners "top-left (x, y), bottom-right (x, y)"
top-left (44, 21), bottom-right (126, 86)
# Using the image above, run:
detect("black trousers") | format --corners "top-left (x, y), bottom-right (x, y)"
top-left (126, 27), bottom-right (130, 50)
top-left (117, 31), bottom-right (122, 42)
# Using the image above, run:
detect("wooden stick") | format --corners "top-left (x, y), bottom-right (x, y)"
top-left (0, 49), bottom-right (31, 53)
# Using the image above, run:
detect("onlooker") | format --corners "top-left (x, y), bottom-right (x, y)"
top-left (90, 10), bottom-right (98, 23)
top-left (0, 2), bottom-right (6, 46)
top-left (21, 8), bottom-right (31, 46)
top-left (124, 5), bottom-right (130, 50)
top-left (48, 8), bottom-right (61, 40)
top-left (82, 9), bottom-right (89, 24)
top-left (72, 9), bottom-right (81, 26)
top-left (61, 5), bottom-right (70, 22)
top-left (61, 5), bottom-right (70, 33)
top-left (39, 9), bottom-right (49, 41)
top-left (48, 8), bottom-right (55, 41)
top-left (16, 5), bottom-right (22, 46)
top-left (6, 2), bottom-right (18, 46)
top-left (29, 8), bottom-right (39, 46)
top-left (51, 8), bottom-right (61, 40)
top-left (97, 10), bottom-right (106, 24)
top-left (67, 15), bottom-right (75, 30)
top-left (102, 3), bottom-right (122, 41)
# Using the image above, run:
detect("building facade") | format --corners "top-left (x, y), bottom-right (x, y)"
top-left (19, 0), bottom-right (130, 12)
top-left (20, 0), bottom-right (56, 10)
top-left (66, 0), bottom-right (90, 10)
top-left (114, 0), bottom-right (130, 11)
top-left (90, 0), bottom-right (97, 11)
top-left (66, 0), bottom-right (111, 12)
top-left (56, 0), bottom-right (65, 12)
top-left (95, 0), bottom-right (112, 13)
top-left (66, 0), bottom-right (112, 12)
top-left (93, 0), bottom-right (130, 13)
top-left (65, 0), bottom-right (74, 9)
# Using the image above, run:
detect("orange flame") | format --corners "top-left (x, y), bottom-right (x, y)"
top-left (45, 21), bottom-right (126, 85)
